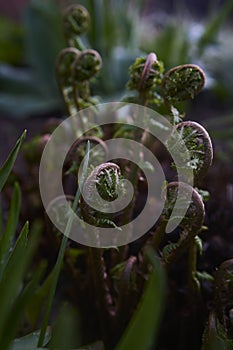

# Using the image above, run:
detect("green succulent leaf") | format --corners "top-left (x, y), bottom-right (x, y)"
top-left (0, 130), bottom-right (26, 192)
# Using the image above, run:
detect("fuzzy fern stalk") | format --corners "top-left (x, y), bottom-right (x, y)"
top-left (214, 259), bottom-right (233, 328)
top-left (161, 182), bottom-right (205, 267)
top-left (201, 260), bottom-right (233, 349)
top-left (80, 162), bottom-right (123, 341)
top-left (202, 311), bottom-right (233, 350)
top-left (116, 256), bottom-right (137, 330)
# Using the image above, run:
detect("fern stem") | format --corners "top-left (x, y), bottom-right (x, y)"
top-left (188, 237), bottom-right (199, 297)
top-left (88, 246), bottom-right (113, 339)
top-left (151, 219), bottom-right (167, 251)
top-left (116, 256), bottom-right (137, 324)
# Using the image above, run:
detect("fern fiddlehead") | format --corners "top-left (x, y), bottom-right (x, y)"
top-left (162, 64), bottom-right (205, 106)
top-left (126, 52), bottom-right (164, 106)
top-left (81, 162), bottom-right (122, 227)
top-left (71, 49), bottom-right (102, 111)
top-left (161, 63), bottom-right (206, 126)
top-left (175, 121), bottom-right (213, 186)
top-left (55, 47), bottom-right (80, 115)
top-left (64, 136), bottom-right (108, 175)
top-left (56, 5), bottom-right (102, 120)
top-left (63, 4), bottom-right (90, 49)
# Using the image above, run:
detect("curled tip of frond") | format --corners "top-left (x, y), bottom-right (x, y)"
top-left (72, 49), bottom-right (103, 82)
top-left (63, 4), bottom-right (90, 36)
top-left (65, 136), bottom-right (108, 170)
top-left (214, 259), bottom-right (233, 322)
top-left (164, 181), bottom-right (205, 234)
top-left (85, 162), bottom-right (121, 201)
top-left (176, 121), bottom-right (213, 184)
top-left (127, 52), bottom-right (164, 92)
top-left (217, 259), bottom-right (233, 274)
top-left (138, 52), bottom-right (158, 91)
top-left (80, 162), bottom-right (122, 225)
top-left (55, 48), bottom-right (80, 85)
top-left (162, 64), bottom-right (206, 103)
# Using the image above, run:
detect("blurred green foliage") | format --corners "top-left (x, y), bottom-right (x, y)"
top-left (0, 0), bottom-right (65, 116)
top-left (1, 0), bottom-right (233, 117)
top-left (0, 17), bottom-right (24, 65)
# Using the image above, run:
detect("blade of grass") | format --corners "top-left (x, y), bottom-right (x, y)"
top-left (25, 268), bottom-right (54, 328)
top-left (38, 141), bottom-right (90, 347)
top-left (116, 249), bottom-right (166, 350)
top-left (0, 198), bottom-right (2, 237)
top-left (0, 130), bottom-right (26, 192)
top-left (0, 262), bottom-right (46, 350)
top-left (0, 182), bottom-right (21, 278)
top-left (0, 222), bottom-right (38, 342)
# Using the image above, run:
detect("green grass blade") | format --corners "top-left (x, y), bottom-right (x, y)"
top-left (0, 222), bottom-right (38, 341)
top-left (38, 141), bottom-right (90, 347)
top-left (0, 130), bottom-right (26, 192)
top-left (116, 249), bottom-right (166, 350)
top-left (0, 262), bottom-right (46, 350)
top-left (0, 182), bottom-right (21, 278)
top-left (0, 198), bottom-right (2, 237)
top-left (25, 268), bottom-right (54, 328)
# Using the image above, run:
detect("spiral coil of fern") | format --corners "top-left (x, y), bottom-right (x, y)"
top-left (56, 5), bottom-right (103, 119)
top-left (81, 162), bottom-right (122, 227)
top-left (64, 136), bottom-right (108, 175)
top-left (127, 53), bottom-right (164, 106)
top-left (162, 64), bottom-right (206, 105)
top-left (175, 121), bottom-right (213, 186)
top-left (63, 4), bottom-right (90, 49)
top-left (55, 48), bottom-right (80, 115)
